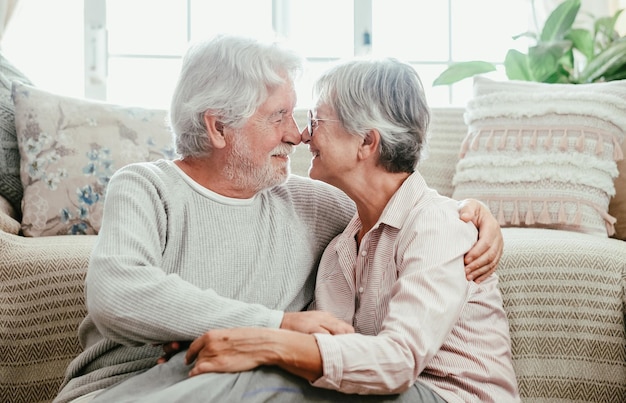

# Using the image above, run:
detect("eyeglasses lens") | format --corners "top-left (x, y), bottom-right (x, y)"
top-left (307, 110), bottom-right (313, 136)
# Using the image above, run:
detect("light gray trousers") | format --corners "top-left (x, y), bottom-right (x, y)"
top-left (90, 351), bottom-right (446, 403)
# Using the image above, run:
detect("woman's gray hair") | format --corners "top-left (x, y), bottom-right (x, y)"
top-left (313, 58), bottom-right (430, 173)
top-left (170, 34), bottom-right (303, 158)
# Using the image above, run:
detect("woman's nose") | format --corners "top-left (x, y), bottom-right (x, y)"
top-left (300, 126), bottom-right (312, 144)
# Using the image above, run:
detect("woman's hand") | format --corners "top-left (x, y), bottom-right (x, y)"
top-left (280, 311), bottom-right (354, 334)
top-left (160, 311), bottom-right (352, 367)
top-left (185, 328), bottom-right (323, 381)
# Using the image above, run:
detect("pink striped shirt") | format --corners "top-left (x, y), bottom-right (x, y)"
top-left (311, 172), bottom-right (520, 402)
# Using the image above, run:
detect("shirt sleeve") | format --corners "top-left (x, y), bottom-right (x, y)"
top-left (312, 204), bottom-right (478, 394)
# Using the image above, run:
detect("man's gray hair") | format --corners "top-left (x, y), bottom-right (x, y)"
top-left (170, 34), bottom-right (303, 158)
top-left (313, 58), bottom-right (430, 173)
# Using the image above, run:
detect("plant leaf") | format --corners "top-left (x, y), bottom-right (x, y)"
top-left (527, 41), bottom-right (572, 82)
top-left (432, 61), bottom-right (496, 86)
top-left (504, 50), bottom-right (532, 81)
top-left (595, 9), bottom-right (623, 43)
top-left (604, 68), bottom-right (626, 81)
top-left (543, 50), bottom-right (576, 83)
top-left (567, 28), bottom-right (594, 61)
top-left (580, 37), bottom-right (626, 82)
top-left (540, 0), bottom-right (580, 42)
top-left (512, 31), bottom-right (537, 41)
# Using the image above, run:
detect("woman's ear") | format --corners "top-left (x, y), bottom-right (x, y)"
top-left (203, 111), bottom-right (227, 149)
top-left (358, 129), bottom-right (380, 160)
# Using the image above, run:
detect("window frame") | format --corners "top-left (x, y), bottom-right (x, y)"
top-left (83, 0), bottom-right (525, 107)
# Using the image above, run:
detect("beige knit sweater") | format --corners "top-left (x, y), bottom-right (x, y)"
top-left (54, 159), bottom-right (355, 403)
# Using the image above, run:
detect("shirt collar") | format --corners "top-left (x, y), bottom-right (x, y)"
top-left (336, 171), bottom-right (430, 243)
top-left (378, 171), bottom-right (429, 229)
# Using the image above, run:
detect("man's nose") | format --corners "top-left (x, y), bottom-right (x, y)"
top-left (284, 114), bottom-right (302, 145)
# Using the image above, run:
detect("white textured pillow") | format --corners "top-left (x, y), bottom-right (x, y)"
top-left (13, 82), bottom-right (178, 237)
top-left (452, 77), bottom-right (626, 237)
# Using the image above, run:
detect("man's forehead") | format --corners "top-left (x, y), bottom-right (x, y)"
top-left (260, 82), bottom-right (297, 112)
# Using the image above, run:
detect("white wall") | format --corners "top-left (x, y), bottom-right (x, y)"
top-left (613, 0), bottom-right (626, 34)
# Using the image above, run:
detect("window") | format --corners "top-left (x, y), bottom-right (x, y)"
top-left (3, 0), bottom-right (533, 109)
top-left (2, 0), bottom-right (85, 98)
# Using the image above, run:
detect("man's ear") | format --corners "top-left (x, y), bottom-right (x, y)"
top-left (203, 111), bottom-right (227, 149)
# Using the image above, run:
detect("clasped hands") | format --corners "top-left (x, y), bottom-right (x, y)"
top-left (158, 310), bottom-right (354, 376)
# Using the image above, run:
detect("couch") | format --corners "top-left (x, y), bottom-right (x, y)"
top-left (2, 83), bottom-right (626, 402)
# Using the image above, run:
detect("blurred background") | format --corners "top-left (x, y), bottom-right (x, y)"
top-left (1, 0), bottom-right (624, 110)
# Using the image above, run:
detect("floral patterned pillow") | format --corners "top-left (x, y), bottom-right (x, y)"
top-left (12, 82), bottom-right (178, 237)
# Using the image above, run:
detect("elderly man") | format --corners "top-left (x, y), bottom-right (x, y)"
top-left (54, 35), bottom-right (502, 403)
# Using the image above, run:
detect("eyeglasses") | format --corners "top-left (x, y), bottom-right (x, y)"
top-left (307, 110), bottom-right (340, 136)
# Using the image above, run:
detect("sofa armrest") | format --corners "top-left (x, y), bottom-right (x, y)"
top-left (0, 195), bottom-right (20, 235)
top-left (0, 231), bottom-right (97, 403)
top-left (499, 227), bottom-right (626, 402)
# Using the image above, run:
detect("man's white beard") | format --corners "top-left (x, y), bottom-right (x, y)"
top-left (224, 129), bottom-right (291, 193)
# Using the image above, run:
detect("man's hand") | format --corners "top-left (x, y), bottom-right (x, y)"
top-left (280, 311), bottom-right (354, 334)
top-left (458, 199), bottom-right (503, 283)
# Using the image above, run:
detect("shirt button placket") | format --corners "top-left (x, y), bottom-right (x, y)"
top-left (358, 249), bottom-right (367, 294)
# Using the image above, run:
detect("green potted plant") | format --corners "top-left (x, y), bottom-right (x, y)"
top-left (433, 0), bottom-right (626, 86)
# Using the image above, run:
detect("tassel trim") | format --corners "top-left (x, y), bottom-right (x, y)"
top-left (544, 129), bottom-right (553, 150)
top-left (485, 197), bottom-right (617, 236)
top-left (460, 126), bottom-right (624, 161)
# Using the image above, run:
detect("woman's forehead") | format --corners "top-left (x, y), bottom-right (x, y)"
top-left (314, 103), bottom-right (334, 116)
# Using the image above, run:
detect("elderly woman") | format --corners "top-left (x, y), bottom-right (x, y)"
top-left (179, 58), bottom-right (520, 402)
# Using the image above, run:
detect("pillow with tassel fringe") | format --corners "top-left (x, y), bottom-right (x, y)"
top-left (452, 76), bottom-right (626, 237)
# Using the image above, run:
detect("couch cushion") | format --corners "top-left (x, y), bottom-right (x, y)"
top-left (0, 52), bottom-right (32, 218)
top-left (498, 227), bottom-right (626, 401)
top-left (12, 82), bottom-right (178, 237)
top-left (0, 231), bottom-right (95, 403)
top-left (452, 77), bottom-right (626, 237)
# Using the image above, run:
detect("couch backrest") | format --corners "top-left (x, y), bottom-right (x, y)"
top-left (416, 107), bottom-right (467, 197)
top-left (0, 53), bottom-right (33, 218)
